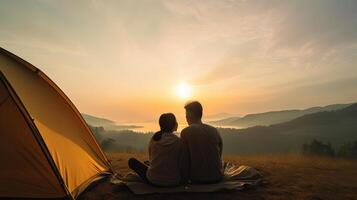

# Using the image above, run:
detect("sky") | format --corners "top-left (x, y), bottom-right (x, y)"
top-left (0, 0), bottom-right (357, 123)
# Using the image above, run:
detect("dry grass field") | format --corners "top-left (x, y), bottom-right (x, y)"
top-left (79, 152), bottom-right (357, 200)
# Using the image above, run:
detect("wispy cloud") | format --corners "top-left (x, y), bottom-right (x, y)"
top-left (0, 0), bottom-right (356, 121)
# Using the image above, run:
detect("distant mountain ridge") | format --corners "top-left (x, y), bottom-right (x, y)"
top-left (81, 113), bottom-right (142, 131)
top-left (205, 112), bottom-right (239, 121)
top-left (90, 103), bottom-right (357, 155)
top-left (209, 103), bottom-right (353, 128)
top-left (82, 113), bottom-right (115, 125)
top-left (221, 103), bottom-right (357, 154)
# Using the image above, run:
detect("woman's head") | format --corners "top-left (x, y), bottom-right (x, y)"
top-left (153, 113), bottom-right (178, 141)
top-left (159, 113), bottom-right (178, 132)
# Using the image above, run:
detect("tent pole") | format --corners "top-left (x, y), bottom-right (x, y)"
top-left (0, 73), bottom-right (75, 200)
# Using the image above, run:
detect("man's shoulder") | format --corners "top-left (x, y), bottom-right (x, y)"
top-left (203, 123), bottom-right (217, 130)
top-left (181, 123), bottom-right (217, 134)
top-left (200, 123), bottom-right (218, 133)
top-left (181, 126), bottom-right (194, 135)
top-left (181, 125), bottom-right (200, 137)
top-left (182, 124), bottom-right (202, 131)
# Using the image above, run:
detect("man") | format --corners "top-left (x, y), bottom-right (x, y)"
top-left (180, 101), bottom-right (223, 184)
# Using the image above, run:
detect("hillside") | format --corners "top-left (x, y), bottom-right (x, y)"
top-left (82, 113), bottom-right (142, 131)
top-left (221, 103), bottom-right (357, 154)
top-left (210, 103), bottom-right (352, 128)
top-left (91, 104), bottom-right (357, 155)
top-left (205, 112), bottom-right (239, 121)
top-left (104, 130), bottom-right (153, 152)
top-left (81, 106), bottom-right (357, 199)
top-left (79, 152), bottom-right (357, 200)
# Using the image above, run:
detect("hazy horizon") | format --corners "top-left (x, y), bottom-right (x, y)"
top-left (1, 0), bottom-right (357, 123)
top-left (83, 101), bottom-right (356, 125)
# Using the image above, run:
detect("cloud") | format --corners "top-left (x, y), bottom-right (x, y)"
top-left (268, 76), bottom-right (357, 108)
top-left (0, 0), bottom-right (356, 121)
top-left (180, 0), bottom-right (357, 86)
top-left (272, 0), bottom-right (357, 50)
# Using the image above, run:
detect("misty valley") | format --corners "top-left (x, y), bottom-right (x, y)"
top-left (86, 103), bottom-right (357, 157)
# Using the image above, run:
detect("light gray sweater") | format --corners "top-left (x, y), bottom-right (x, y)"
top-left (146, 133), bottom-right (181, 186)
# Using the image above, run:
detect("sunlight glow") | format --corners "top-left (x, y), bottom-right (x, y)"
top-left (176, 83), bottom-right (192, 100)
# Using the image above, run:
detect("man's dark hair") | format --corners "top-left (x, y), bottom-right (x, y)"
top-left (153, 113), bottom-right (177, 141)
top-left (184, 101), bottom-right (203, 119)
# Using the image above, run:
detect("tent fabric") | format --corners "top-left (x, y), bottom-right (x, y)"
top-left (119, 164), bottom-right (263, 194)
top-left (0, 47), bottom-right (112, 199)
top-left (0, 78), bottom-right (65, 198)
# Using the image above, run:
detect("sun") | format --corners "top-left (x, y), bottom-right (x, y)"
top-left (176, 83), bottom-right (192, 100)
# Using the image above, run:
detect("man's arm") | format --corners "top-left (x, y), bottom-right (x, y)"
top-left (180, 130), bottom-right (190, 184)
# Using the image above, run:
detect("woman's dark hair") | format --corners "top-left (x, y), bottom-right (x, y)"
top-left (153, 113), bottom-right (177, 141)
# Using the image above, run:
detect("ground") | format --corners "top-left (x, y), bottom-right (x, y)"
top-left (79, 152), bottom-right (357, 200)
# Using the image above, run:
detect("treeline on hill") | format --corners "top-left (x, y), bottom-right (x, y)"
top-left (89, 104), bottom-right (357, 157)
top-left (220, 103), bottom-right (357, 155)
top-left (302, 139), bottom-right (357, 158)
top-left (90, 126), bottom-right (153, 152)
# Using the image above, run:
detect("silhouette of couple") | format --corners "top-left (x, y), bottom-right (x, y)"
top-left (128, 101), bottom-right (223, 186)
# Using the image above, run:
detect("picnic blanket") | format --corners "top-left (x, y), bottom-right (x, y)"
top-left (112, 163), bottom-right (263, 194)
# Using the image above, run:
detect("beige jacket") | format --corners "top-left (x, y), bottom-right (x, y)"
top-left (146, 133), bottom-right (181, 186)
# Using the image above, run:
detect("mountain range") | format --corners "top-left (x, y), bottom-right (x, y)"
top-left (209, 103), bottom-right (352, 128)
top-left (87, 102), bottom-right (357, 155)
top-left (221, 103), bottom-right (357, 154)
top-left (204, 112), bottom-right (239, 121)
top-left (81, 113), bottom-right (142, 131)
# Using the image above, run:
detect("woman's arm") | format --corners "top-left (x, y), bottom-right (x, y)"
top-left (148, 138), bottom-right (152, 161)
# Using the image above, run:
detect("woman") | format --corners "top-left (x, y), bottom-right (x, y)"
top-left (128, 113), bottom-right (181, 186)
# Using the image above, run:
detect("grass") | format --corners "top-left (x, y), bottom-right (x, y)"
top-left (79, 152), bottom-right (357, 200)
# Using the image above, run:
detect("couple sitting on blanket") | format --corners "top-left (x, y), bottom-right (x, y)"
top-left (128, 101), bottom-right (223, 186)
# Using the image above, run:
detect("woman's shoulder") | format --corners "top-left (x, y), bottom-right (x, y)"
top-left (150, 132), bottom-right (180, 141)
top-left (165, 132), bottom-right (180, 139)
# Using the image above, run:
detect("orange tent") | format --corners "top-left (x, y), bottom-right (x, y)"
top-left (0, 47), bottom-right (112, 199)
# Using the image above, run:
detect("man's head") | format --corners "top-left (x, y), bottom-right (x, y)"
top-left (184, 101), bottom-right (203, 125)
